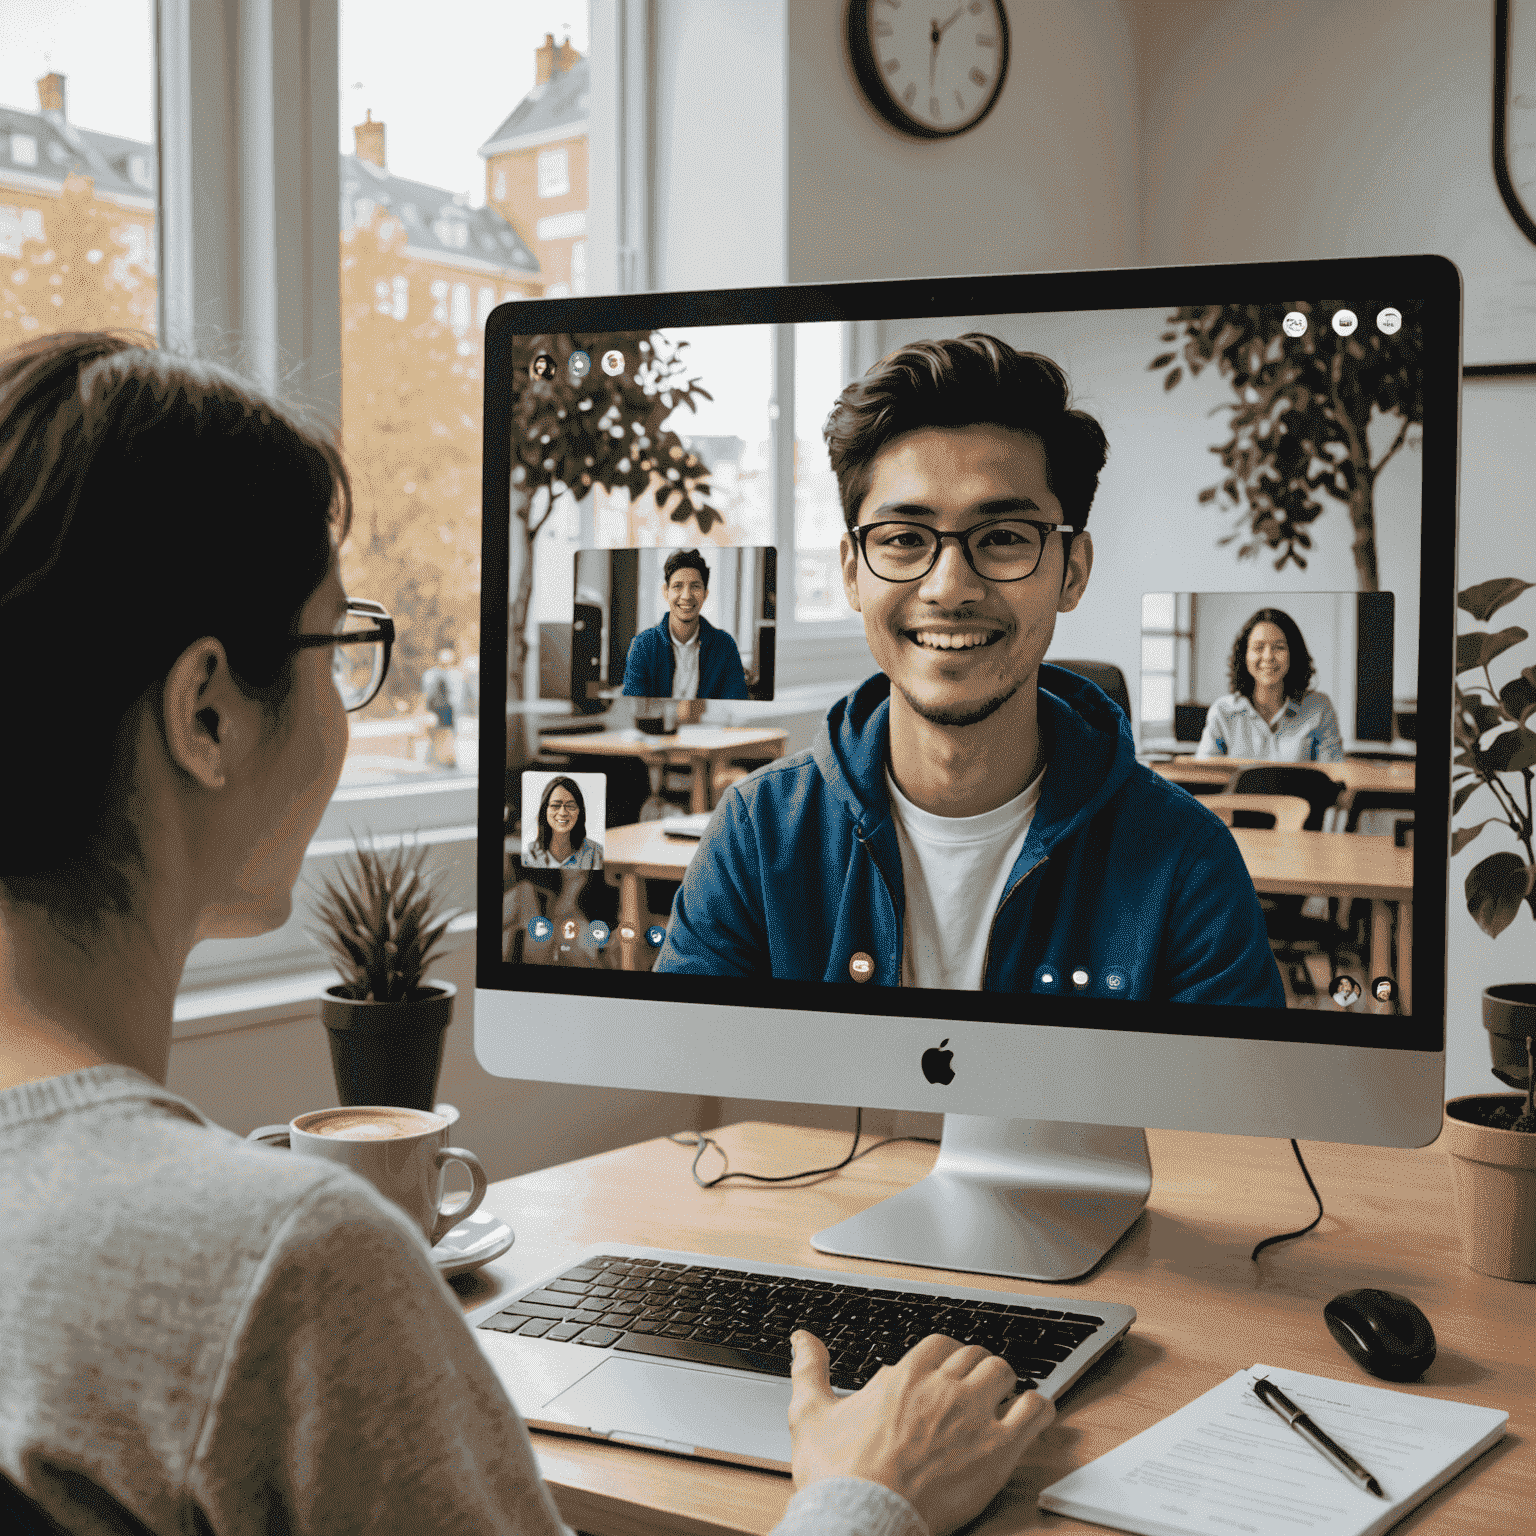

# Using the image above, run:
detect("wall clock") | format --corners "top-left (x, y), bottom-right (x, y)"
top-left (846, 0), bottom-right (1010, 140)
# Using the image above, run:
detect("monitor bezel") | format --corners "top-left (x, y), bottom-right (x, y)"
top-left (478, 254), bottom-right (1460, 1058)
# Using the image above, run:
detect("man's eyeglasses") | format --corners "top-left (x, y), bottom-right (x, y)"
top-left (288, 598), bottom-right (395, 712)
top-left (853, 518), bottom-right (1078, 584)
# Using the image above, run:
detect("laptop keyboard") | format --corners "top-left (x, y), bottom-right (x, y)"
top-left (478, 1254), bottom-right (1110, 1392)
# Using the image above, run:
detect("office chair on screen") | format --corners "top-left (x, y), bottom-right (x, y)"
top-left (1226, 765), bottom-right (1349, 999)
top-left (1049, 659), bottom-right (1132, 720)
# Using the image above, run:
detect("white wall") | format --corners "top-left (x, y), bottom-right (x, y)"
top-left (784, 0), bottom-right (1141, 282)
top-left (653, 0), bottom-right (788, 290)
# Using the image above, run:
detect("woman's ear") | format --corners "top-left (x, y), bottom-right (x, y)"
top-left (161, 639), bottom-right (250, 791)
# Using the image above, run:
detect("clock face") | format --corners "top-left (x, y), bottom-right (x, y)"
top-left (847, 0), bottom-right (1010, 140)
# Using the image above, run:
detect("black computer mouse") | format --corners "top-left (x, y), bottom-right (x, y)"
top-left (1323, 1288), bottom-right (1436, 1381)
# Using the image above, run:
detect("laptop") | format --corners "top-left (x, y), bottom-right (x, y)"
top-left (468, 1243), bottom-right (1135, 1470)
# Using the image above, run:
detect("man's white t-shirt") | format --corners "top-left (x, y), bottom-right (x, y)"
top-left (670, 624), bottom-right (700, 699)
top-left (886, 765), bottom-right (1045, 990)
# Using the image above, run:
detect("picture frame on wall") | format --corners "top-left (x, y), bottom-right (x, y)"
top-left (1466, 0), bottom-right (1536, 376)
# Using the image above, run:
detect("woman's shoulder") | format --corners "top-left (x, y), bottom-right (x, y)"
top-left (1207, 692), bottom-right (1245, 712)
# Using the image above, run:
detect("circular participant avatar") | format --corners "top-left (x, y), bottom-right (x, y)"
top-left (848, 951), bottom-right (874, 983)
top-left (530, 352), bottom-right (555, 380)
top-left (1371, 976), bottom-right (1396, 1004)
top-left (590, 921), bottom-right (611, 947)
top-left (527, 916), bottom-right (552, 942)
top-left (646, 924), bottom-right (667, 948)
top-left (1330, 974), bottom-right (1362, 1008)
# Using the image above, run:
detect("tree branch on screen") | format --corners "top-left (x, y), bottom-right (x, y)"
top-left (1149, 303), bottom-right (1423, 593)
top-left (508, 333), bottom-right (720, 700)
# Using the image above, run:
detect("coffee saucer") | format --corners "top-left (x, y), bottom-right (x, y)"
top-left (432, 1208), bottom-right (515, 1279)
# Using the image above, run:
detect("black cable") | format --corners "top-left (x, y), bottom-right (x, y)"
top-left (669, 1109), bottom-right (941, 1190)
top-left (1250, 1139), bottom-right (1325, 1261)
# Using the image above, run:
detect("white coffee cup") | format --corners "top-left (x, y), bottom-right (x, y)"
top-left (247, 1105), bottom-right (487, 1246)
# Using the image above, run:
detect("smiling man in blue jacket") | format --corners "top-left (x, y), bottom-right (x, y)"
top-left (621, 548), bottom-right (750, 700)
top-left (655, 334), bottom-right (1284, 1007)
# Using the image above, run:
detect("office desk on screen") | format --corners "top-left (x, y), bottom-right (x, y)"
top-left (451, 1123), bottom-right (1532, 1536)
top-left (1231, 827), bottom-right (1414, 1013)
top-left (1151, 756), bottom-right (1416, 807)
top-left (542, 727), bottom-right (788, 814)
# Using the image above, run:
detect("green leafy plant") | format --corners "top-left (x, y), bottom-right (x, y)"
top-left (1150, 303), bottom-right (1422, 590)
top-left (309, 832), bottom-right (460, 1003)
top-left (1454, 577), bottom-right (1536, 939)
top-left (506, 330), bottom-right (719, 699)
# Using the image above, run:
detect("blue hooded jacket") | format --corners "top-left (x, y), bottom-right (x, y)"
top-left (621, 613), bottom-right (749, 700)
top-left (656, 665), bottom-right (1285, 1005)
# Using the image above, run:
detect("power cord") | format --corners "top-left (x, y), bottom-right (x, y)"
top-left (1250, 1139), bottom-right (1325, 1261)
top-left (669, 1109), bottom-right (941, 1189)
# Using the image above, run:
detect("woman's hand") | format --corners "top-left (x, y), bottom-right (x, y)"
top-left (787, 1330), bottom-right (1055, 1536)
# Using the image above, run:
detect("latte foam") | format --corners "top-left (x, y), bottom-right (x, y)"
top-left (301, 1108), bottom-right (446, 1141)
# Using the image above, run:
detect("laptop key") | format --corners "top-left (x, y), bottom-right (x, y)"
top-left (547, 1322), bottom-right (586, 1342)
top-left (618, 1333), bottom-right (794, 1377)
top-left (575, 1326), bottom-right (624, 1347)
top-left (518, 1318), bottom-right (555, 1338)
top-left (503, 1302), bottom-right (571, 1322)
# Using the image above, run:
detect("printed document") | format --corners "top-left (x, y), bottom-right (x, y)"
top-left (1039, 1363), bottom-right (1507, 1536)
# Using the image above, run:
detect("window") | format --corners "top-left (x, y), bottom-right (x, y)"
top-left (1139, 592), bottom-right (1194, 741)
top-left (570, 238), bottom-right (587, 294)
top-left (1, 6), bottom-right (157, 351)
top-left (793, 322), bottom-right (849, 623)
top-left (334, 0), bottom-right (592, 795)
top-left (537, 145), bottom-right (570, 197)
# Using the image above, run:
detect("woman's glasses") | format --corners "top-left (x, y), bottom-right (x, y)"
top-left (288, 598), bottom-right (395, 712)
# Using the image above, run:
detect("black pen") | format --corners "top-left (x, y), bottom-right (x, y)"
top-left (1251, 1376), bottom-right (1387, 1498)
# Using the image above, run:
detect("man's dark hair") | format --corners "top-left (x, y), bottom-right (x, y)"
top-left (1227, 607), bottom-right (1315, 703)
top-left (822, 334), bottom-right (1109, 532)
top-left (0, 330), bottom-right (352, 948)
top-left (663, 548), bottom-right (709, 587)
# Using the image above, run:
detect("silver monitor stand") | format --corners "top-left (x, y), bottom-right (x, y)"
top-left (811, 1114), bottom-right (1152, 1283)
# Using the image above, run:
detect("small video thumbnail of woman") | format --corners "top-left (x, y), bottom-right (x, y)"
top-left (520, 771), bottom-right (606, 870)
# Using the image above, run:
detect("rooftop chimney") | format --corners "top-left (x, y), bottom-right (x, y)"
top-left (535, 32), bottom-right (582, 85)
top-left (37, 71), bottom-right (65, 117)
top-left (353, 109), bottom-right (385, 169)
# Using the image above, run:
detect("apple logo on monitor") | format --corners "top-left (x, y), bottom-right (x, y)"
top-left (921, 1038), bottom-right (955, 1085)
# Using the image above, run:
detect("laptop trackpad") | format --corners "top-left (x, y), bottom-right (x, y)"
top-left (541, 1357), bottom-right (794, 1467)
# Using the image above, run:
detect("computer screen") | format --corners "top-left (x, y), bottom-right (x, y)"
top-left (475, 256), bottom-right (1456, 1277)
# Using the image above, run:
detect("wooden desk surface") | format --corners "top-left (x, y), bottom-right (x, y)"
top-left (453, 1122), bottom-right (1530, 1536)
top-left (601, 824), bottom-right (1416, 903)
top-left (603, 819), bottom-right (703, 879)
top-left (549, 726), bottom-right (789, 758)
top-left (1151, 758), bottom-right (1416, 795)
top-left (1230, 827), bottom-right (1415, 901)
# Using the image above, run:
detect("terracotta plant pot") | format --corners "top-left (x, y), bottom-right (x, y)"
top-left (1443, 1094), bottom-right (1536, 1283)
top-left (321, 981), bottom-right (456, 1112)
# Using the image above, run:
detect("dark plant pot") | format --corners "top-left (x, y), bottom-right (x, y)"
top-left (1483, 984), bottom-right (1536, 1088)
top-left (1443, 1094), bottom-right (1536, 1282)
top-left (321, 981), bottom-right (456, 1111)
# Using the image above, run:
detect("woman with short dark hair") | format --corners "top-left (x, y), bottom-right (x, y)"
top-left (0, 331), bottom-right (1049, 1536)
top-left (1196, 607), bottom-right (1344, 761)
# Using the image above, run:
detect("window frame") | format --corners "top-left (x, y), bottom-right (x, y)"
top-left (157, 0), bottom-right (479, 997)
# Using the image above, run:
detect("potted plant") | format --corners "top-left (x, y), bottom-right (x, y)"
top-left (1447, 576), bottom-right (1536, 1281)
top-left (309, 832), bottom-right (461, 1112)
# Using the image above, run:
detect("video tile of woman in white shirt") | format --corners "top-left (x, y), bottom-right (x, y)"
top-left (522, 774), bottom-right (604, 870)
top-left (1196, 606), bottom-right (1344, 763)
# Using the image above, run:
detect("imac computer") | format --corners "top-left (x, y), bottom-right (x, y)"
top-left (475, 254), bottom-right (1456, 1285)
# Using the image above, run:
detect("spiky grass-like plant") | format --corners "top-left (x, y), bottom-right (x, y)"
top-left (309, 832), bottom-right (459, 1003)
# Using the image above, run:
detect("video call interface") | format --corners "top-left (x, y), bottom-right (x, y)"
top-left (497, 293), bottom-right (1432, 1042)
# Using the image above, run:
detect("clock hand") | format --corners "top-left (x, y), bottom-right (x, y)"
top-left (930, 17), bottom-right (940, 91)
top-left (937, 5), bottom-right (964, 36)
